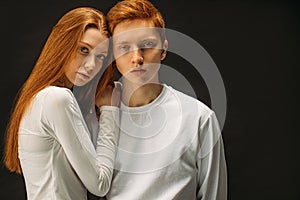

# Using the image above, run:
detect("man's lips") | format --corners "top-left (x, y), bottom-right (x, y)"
top-left (130, 68), bottom-right (146, 73)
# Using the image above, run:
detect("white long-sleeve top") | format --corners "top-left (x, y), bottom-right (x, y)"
top-left (103, 84), bottom-right (227, 200)
top-left (18, 86), bottom-right (120, 200)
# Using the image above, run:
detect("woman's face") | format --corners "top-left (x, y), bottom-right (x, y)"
top-left (64, 28), bottom-right (109, 86)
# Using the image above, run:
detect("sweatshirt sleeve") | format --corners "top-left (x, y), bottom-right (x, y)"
top-left (41, 88), bottom-right (119, 197)
top-left (196, 111), bottom-right (227, 200)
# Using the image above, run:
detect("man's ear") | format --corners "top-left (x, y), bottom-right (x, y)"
top-left (161, 40), bottom-right (168, 60)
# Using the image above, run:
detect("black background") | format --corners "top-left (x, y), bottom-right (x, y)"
top-left (0, 0), bottom-right (299, 199)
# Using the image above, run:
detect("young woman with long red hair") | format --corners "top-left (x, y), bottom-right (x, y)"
top-left (3, 7), bottom-right (120, 199)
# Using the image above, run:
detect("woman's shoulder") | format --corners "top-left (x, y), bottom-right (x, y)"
top-left (38, 86), bottom-right (72, 97)
top-left (37, 86), bottom-right (75, 106)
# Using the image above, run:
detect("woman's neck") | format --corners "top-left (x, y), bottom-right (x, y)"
top-left (53, 74), bottom-right (73, 89)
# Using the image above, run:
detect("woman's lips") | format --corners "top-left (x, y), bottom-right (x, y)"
top-left (77, 72), bottom-right (90, 79)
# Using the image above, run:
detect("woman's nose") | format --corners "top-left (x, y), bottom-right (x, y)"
top-left (84, 56), bottom-right (96, 73)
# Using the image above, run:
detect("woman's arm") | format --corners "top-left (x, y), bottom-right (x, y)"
top-left (41, 87), bottom-right (119, 196)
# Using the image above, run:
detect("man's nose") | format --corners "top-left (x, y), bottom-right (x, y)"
top-left (131, 49), bottom-right (144, 66)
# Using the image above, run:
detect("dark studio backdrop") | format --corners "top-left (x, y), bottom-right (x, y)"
top-left (0, 0), bottom-right (299, 199)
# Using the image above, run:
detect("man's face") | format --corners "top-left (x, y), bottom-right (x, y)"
top-left (112, 19), bottom-right (167, 85)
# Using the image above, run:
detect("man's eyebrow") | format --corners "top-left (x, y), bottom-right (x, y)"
top-left (141, 37), bottom-right (159, 42)
top-left (114, 36), bottom-right (158, 45)
top-left (113, 40), bottom-right (130, 45)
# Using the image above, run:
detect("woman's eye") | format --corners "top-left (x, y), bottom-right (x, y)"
top-left (96, 54), bottom-right (106, 61)
top-left (80, 46), bottom-right (89, 54)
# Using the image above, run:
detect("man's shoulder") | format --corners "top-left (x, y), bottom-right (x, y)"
top-left (163, 84), bottom-right (213, 116)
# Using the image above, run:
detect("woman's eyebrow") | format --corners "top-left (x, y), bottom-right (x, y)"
top-left (79, 41), bottom-right (94, 49)
top-left (80, 41), bottom-right (109, 54)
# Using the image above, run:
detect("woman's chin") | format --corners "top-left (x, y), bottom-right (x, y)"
top-left (73, 79), bottom-right (89, 87)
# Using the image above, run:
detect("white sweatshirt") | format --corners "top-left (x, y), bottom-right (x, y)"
top-left (104, 84), bottom-right (227, 200)
top-left (18, 86), bottom-right (119, 200)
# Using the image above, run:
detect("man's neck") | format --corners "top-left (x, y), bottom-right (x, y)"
top-left (122, 82), bottom-right (163, 107)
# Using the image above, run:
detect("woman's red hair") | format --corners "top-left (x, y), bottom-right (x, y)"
top-left (4, 7), bottom-right (115, 174)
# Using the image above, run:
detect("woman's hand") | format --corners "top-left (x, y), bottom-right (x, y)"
top-left (95, 82), bottom-right (121, 107)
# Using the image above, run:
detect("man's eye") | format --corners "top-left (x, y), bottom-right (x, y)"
top-left (119, 45), bottom-right (130, 52)
top-left (96, 54), bottom-right (106, 61)
top-left (144, 42), bottom-right (154, 48)
top-left (80, 46), bottom-right (89, 54)
top-left (141, 41), bottom-right (156, 49)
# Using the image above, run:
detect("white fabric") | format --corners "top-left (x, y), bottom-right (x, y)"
top-left (104, 84), bottom-right (227, 200)
top-left (18, 86), bottom-right (119, 200)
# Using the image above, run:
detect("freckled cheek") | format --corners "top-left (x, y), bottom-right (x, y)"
top-left (115, 58), bottom-right (130, 75)
top-left (92, 63), bottom-right (103, 76)
top-left (65, 59), bottom-right (81, 77)
top-left (70, 57), bottom-right (84, 71)
top-left (144, 52), bottom-right (162, 63)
